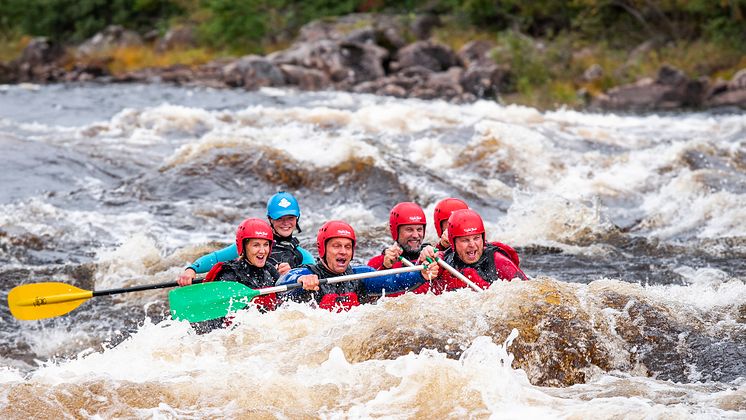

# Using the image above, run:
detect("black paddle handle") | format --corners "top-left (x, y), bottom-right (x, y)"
top-left (92, 279), bottom-right (203, 297)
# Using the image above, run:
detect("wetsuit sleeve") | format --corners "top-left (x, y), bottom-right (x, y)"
top-left (276, 267), bottom-right (314, 302)
top-left (297, 246), bottom-right (315, 265)
top-left (188, 244), bottom-right (239, 274)
top-left (360, 265), bottom-right (425, 296)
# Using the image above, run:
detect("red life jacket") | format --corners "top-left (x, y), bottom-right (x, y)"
top-left (306, 264), bottom-right (366, 312)
top-left (431, 243), bottom-right (528, 293)
top-left (318, 293), bottom-right (361, 312)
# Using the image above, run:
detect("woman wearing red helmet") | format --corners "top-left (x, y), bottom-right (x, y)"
top-left (422, 209), bottom-right (528, 293)
top-left (176, 192), bottom-right (314, 286)
top-left (278, 220), bottom-right (439, 311)
top-left (202, 217), bottom-right (282, 307)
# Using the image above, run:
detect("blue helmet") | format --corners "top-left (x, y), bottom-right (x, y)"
top-left (267, 191), bottom-right (301, 220)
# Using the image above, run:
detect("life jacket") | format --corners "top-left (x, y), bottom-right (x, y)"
top-left (204, 259), bottom-right (281, 311)
top-left (306, 263), bottom-right (365, 312)
top-left (433, 243), bottom-right (527, 293)
top-left (269, 235), bottom-right (304, 268)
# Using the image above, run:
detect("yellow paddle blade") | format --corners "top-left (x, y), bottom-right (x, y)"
top-left (8, 282), bottom-right (93, 321)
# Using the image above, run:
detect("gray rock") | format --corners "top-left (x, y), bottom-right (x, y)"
top-left (280, 64), bottom-right (330, 90)
top-left (458, 40), bottom-right (496, 66)
top-left (727, 68), bottom-right (746, 90)
top-left (77, 25), bottom-right (143, 57)
top-left (269, 40), bottom-right (386, 85)
top-left (222, 55), bottom-right (285, 89)
top-left (393, 41), bottom-right (460, 73)
top-left (157, 26), bottom-right (197, 52)
top-left (582, 64), bottom-right (603, 82)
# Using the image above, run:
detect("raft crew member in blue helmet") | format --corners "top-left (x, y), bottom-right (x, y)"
top-left (189, 218), bottom-right (281, 333)
top-left (177, 191), bottom-right (314, 286)
top-left (277, 220), bottom-right (439, 311)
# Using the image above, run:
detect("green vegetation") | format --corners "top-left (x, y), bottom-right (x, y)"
top-left (1, 0), bottom-right (744, 108)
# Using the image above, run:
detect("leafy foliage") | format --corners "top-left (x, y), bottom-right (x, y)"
top-left (0, 0), bottom-right (184, 42)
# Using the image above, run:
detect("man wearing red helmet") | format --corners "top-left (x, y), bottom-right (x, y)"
top-left (422, 209), bottom-right (528, 293)
top-left (432, 197), bottom-right (469, 251)
top-left (187, 218), bottom-right (282, 332)
top-left (368, 202), bottom-right (429, 271)
top-left (278, 220), bottom-right (439, 311)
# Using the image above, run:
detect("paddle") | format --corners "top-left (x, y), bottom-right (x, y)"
top-left (169, 264), bottom-right (427, 323)
top-left (7, 280), bottom-right (202, 321)
top-left (427, 257), bottom-right (483, 292)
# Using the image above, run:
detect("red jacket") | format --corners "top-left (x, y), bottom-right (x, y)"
top-left (430, 242), bottom-right (528, 294)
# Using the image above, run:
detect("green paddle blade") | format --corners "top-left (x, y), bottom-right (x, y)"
top-left (168, 281), bottom-right (260, 323)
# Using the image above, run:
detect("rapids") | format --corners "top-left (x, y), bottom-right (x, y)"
top-left (0, 83), bottom-right (744, 418)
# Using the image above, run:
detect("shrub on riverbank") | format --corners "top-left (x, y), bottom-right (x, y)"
top-left (1, 1), bottom-right (744, 109)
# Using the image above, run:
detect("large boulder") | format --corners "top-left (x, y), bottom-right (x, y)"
top-left (156, 25), bottom-right (197, 52)
top-left (222, 55), bottom-right (285, 89)
top-left (0, 62), bottom-right (17, 84)
top-left (77, 25), bottom-right (143, 57)
top-left (593, 65), bottom-right (709, 111)
top-left (269, 40), bottom-right (387, 85)
top-left (17, 37), bottom-right (65, 67)
top-left (460, 63), bottom-right (511, 98)
top-left (280, 64), bottom-right (330, 90)
top-left (705, 68), bottom-right (746, 108)
top-left (13, 37), bottom-right (66, 82)
top-left (410, 13), bottom-right (442, 40)
top-left (458, 39), bottom-right (496, 67)
top-left (392, 41), bottom-right (461, 73)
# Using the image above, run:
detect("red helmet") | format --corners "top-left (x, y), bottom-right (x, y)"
top-left (447, 209), bottom-right (485, 245)
top-left (434, 198), bottom-right (468, 237)
top-left (236, 218), bottom-right (274, 257)
top-left (317, 220), bottom-right (356, 258)
top-left (388, 202), bottom-right (426, 241)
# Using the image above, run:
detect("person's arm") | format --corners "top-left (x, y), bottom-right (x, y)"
top-left (297, 246), bottom-right (315, 265)
top-left (361, 265), bottom-right (436, 296)
top-left (275, 267), bottom-right (315, 302)
top-left (189, 244), bottom-right (239, 274)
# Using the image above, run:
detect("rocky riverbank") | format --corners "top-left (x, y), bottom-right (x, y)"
top-left (2, 15), bottom-right (745, 111)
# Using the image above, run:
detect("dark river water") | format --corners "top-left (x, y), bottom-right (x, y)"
top-left (0, 83), bottom-right (744, 418)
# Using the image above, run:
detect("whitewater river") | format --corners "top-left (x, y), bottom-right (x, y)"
top-left (0, 83), bottom-right (744, 418)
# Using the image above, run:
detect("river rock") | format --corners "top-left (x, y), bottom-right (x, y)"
top-left (458, 40), bottom-right (496, 66)
top-left (705, 68), bottom-right (746, 108)
top-left (411, 13), bottom-right (441, 40)
top-left (269, 40), bottom-right (387, 85)
top-left (0, 62), bottom-right (16, 83)
top-left (392, 40), bottom-right (461, 73)
top-left (77, 25), bottom-right (143, 57)
top-left (156, 25), bottom-right (197, 52)
top-left (593, 65), bottom-right (709, 110)
top-left (222, 55), bottom-right (285, 89)
top-left (13, 37), bottom-right (66, 82)
top-left (280, 64), bottom-right (330, 90)
top-left (460, 63), bottom-right (511, 98)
